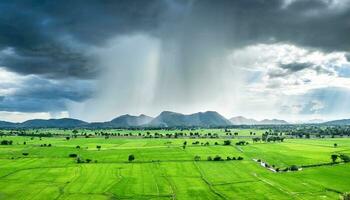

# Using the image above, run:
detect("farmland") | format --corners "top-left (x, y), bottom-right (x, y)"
top-left (0, 129), bottom-right (349, 199)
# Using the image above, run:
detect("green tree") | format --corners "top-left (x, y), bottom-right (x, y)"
top-left (128, 154), bottom-right (135, 162)
top-left (331, 154), bottom-right (338, 163)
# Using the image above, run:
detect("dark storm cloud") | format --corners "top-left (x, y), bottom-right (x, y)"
top-left (0, 0), bottom-right (169, 78)
top-left (346, 53), bottom-right (350, 62)
top-left (0, 0), bottom-right (349, 115)
top-left (0, 76), bottom-right (94, 112)
top-left (0, 0), bottom-right (349, 79)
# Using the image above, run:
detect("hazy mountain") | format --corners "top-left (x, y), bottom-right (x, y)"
top-left (109, 114), bottom-right (153, 127)
top-left (305, 119), bottom-right (325, 124)
top-left (323, 119), bottom-right (350, 125)
top-left (229, 116), bottom-right (288, 125)
top-left (230, 116), bottom-right (259, 125)
top-left (20, 118), bottom-right (88, 128)
top-left (149, 111), bottom-right (232, 127)
top-left (259, 119), bottom-right (289, 125)
top-left (0, 121), bottom-right (17, 128)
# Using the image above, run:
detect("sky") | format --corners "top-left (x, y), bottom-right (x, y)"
top-left (0, 0), bottom-right (350, 122)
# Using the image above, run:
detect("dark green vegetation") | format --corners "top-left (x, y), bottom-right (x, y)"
top-left (0, 128), bottom-right (349, 199)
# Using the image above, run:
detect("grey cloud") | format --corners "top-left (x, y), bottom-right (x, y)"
top-left (346, 53), bottom-right (350, 62)
top-left (0, 0), bottom-right (349, 79)
top-left (280, 62), bottom-right (313, 72)
top-left (0, 76), bottom-right (94, 112)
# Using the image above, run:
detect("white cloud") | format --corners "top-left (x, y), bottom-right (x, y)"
top-left (226, 43), bottom-right (350, 120)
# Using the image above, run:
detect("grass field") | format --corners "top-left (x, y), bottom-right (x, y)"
top-left (0, 132), bottom-right (349, 199)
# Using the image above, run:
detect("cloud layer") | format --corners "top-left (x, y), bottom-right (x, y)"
top-left (0, 0), bottom-right (349, 121)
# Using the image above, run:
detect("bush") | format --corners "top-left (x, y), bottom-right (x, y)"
top-left (339, 154), bottom-right (350, 162)
top-left (76, 157), bottom-right (84, 163)
top-left (213, 155), bottom-right (222, 161)
top-left (226, 156), bottom-right (231, 161)
top-left (223, 140), bottom-right (231, 145)
top-left (237, 156), bottom-right (244, 160)
top-left (290, 165), bottom-right (299, 171)
top-left (128, 154), bottom-right (135, 162)
top-left (86, 159), bottom-right (92, 163)
top-left (207, 156), bottom-right (212, 161)
top-left (194, 155), bottom-right (201, 161)
top-left (22, 153), bottom-right (29, 156)
top-left (236, 141), bottom-right (246, 146)
top-left (69, 153), bottom-right (78, 158)
top-left (1, 140), bottom-right (13, 145)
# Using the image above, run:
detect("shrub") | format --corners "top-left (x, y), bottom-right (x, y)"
top-left (331, 154), bottom-right (338, 162)
top-left (207, 156), bottom-right (212, 161)
top-left (237, 156), bottom-right (244, 160)
top-left (290, 165), bottom-right (299, 171)
top-left (86, 159), bottom-right (92, 163)
top-left (69, 153), bottom-right (78, 158)
top-left (22, 153), bottom-right (29, 156)
top-left (223, 140), bottom-right (231, 145)
top-left (339, 154), bottom-right (350, 162)
top-left (236, 141), bottom-right (246, 146)
top-left (213, 155), bottom-right (222, 161)
top-left (76, 145), bottom-right (80, 149)
top-left (76, 157), bottom-right (84, 163)
top-left (194, 155), bottom-right (201, 161)
top-left (96, 145), bottom-right (101, 151)
top-left (128, 154), bottom-right (135, 162)
top-left (226, 156), bottom-right (232, 161)
top-left (1, 140), bottom-right (13, 145)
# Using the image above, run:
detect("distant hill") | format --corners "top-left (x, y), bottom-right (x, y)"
top-left (305, 119), bottom-right (324, 124)
top-left (323, 119), bottom-right (350, 125)
top-left (229, 116), bottom-right (288, 125)
top-left (20, 118), bottom-right (88, 128)
top-left (109, 114), bottom-right (153, 127)
top-left (0, 121), bottom-right (16, 128)
top-left (259, 119), bottom-right (289, 125)
top-left (149, 111), bottom-right (232, 127)
top-left (230, 116), bottom-right (259, 125)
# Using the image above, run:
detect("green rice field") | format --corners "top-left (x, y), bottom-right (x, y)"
top-left (0, 130), bottom-right (349, 199)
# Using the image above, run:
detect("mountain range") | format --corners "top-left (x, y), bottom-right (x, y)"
top-left (0, 111), bottom-right (347, 128)
top-left (229, 116), bottom-right (288, 125)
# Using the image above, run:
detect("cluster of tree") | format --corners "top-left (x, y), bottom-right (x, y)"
top-left (40, 143), bottom-right (52, 147)
top-left (0, 140), bottom-right (13, 145)
top-left (225, 132), bottom-right (239, 136)
top-left (236, 141), bottom-right (248, 146)
top-left (203, 155), bottom-right (244, 161)
top-left (77, 157), bottom-right (96, 163)
top-left (273, 125), bottom-right (350, 138)
top-left (260, 132), bottom-right (285, 142)
top-left (331, 154), bottom-right (350, 163)
top-left (278, 165), bottom-right (299, 172)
